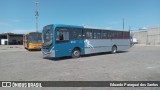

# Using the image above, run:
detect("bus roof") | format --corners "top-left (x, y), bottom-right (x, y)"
top-left (53, 24), bottom-right (84, 29)
top-left (47, 24), bottom-right (129, 32)
top-left (84, 27), bottom-right (129, 32)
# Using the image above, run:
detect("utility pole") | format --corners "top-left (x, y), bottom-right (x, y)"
top-left (123, 18), bottom-right (124, 30)
top-left (35, 0), bottom-right (39, 32)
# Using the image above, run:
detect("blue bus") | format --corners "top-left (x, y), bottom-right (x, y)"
top-left (42, 24), bottom-right (131, 58)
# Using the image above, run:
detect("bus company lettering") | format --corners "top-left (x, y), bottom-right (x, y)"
top-left (12, 82), bottom-right (42, 87)
top-left (28, 83), bottom-right (42, 87)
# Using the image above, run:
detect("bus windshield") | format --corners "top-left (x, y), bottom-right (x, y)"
top-left (29, 33), bottom-right (42, 42)
top-left (42, 29), bottom-right (53, 47)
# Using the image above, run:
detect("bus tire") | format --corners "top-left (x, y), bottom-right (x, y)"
top-left (111, 45), bottom-right (117, 54)
top-left (72, 48), bottom-right (81, 58)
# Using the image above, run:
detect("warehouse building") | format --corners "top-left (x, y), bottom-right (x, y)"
top-left (0, 33), bottom-right (24, 45)
top-left (132, 27), bottom-right (160, 45)
top-left (147, 27), bottom-right (160, 45)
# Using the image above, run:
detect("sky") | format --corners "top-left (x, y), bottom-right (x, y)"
top-left (0, 0), bottom-right (160, 34)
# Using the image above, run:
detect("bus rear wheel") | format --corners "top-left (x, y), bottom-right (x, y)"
top-left (72, 48), bottom-right (81, 58)
top-left (111, 45), bottom-right (117, 54)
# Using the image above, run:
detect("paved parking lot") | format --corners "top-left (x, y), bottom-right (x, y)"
top-left (0, 45), bottom-right (160, 90)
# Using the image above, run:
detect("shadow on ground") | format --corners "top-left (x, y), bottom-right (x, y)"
top-left (25, 49), bottom-right (41, 52)
top-left (44, 51), bottom-right (128, 61)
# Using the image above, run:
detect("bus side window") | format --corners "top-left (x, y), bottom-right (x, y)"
top-left (69, 28), bottom-right (82, 40)
top-left (56, 28), bottom-right (69, 41)
top-left (83, 29), bottom-right (92, 39)
top-left (59, 34), bottom-right (64, 40)
top-left (63, 32), bottom-right (69, 40)
top-left (93, 30), bottom-right (101, 39)
top-left (101, 32), bottom-right (106, 39)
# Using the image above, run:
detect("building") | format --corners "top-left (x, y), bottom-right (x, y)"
top-left (147, 27), bottom-right (160, 45)
top-left (132, 27), bottom-right (160, 45)
top-left (132, 30), bottom-right (147, 45)
top-left (0, 33), bottom-right (24, 45)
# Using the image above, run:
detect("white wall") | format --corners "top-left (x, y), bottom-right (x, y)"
top-left (1, 39), bottom-right (8, 45)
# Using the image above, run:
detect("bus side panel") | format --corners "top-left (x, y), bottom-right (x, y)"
top-left (84, 39), bottom-right (131, 54)
top-left (111, 39), bottom-right (131, 51)
top-left (84, 39), bottom-right (112, 54)
top-left (55, 40), bottom-right (84, 57)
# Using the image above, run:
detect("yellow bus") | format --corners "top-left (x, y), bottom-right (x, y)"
top-left (23, 32), bottom-right (42, 50)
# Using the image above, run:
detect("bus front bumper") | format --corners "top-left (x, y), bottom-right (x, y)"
top-left (42, 49), bottom-right (55, 58)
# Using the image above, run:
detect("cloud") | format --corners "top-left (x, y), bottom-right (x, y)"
top-left (0, 19), bottom-right (21, 27)
top-left (12, 19), bottom-right (21, 22)
top-left (0, 19), bottom-right (21, 26)
top-left (139, 27), bottom-right (148, 30)
top-left (0, 22), bottom-right (11, 26)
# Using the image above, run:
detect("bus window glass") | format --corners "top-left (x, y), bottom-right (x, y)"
top-left (70, 28), bottom-right (82, 40)
top-left (105, 31), bottom-right (110, 39)
top-left (56, 28), bottom-right (69, 41)
top-left (43, 30), bottom-right (53, 46)
top-left (83, 29), bottom-right (92, 39)
top-left (125, 32), bottom-right (130, 39)
top-left (117, 32), bottom-right (123, 39)
top-left (93, 30), bottom-right (101, 39)
top-left (29, 33), bottom-right (42, 42)
top-left (101, 31), bottom-right (107, 39)
top-left (112, 31), bottom-right (118, 39)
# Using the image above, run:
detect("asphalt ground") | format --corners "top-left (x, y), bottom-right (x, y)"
top-left (0, 45), bottom-right (160, 90)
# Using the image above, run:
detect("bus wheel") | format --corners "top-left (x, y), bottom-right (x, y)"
top-left (72, 48), bottom-right (81, 58)
top-left (111, 45), bottom-right (117, 54)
